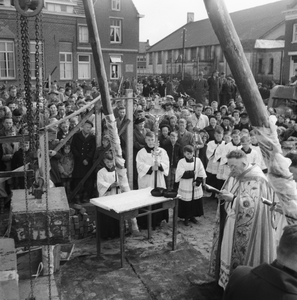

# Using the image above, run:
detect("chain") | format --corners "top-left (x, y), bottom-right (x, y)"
top-left (20, 14), bottom-right (35, 300)
top-left (37, 11), bottom-right (52, 298)
top-left (34, 14), bottom-right (40, 152)
top-left (20, 15), bottom-right (35, 153)
top-left (40, 11), bottom-right (45, 99)
top-left (16, 12), bottom-right (23, 91)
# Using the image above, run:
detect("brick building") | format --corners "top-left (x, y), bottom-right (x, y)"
top-left (0, 0), bottom-right (140, 87)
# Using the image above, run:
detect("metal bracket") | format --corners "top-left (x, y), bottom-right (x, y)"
top-left (13, 0), bottom-right (44, 17)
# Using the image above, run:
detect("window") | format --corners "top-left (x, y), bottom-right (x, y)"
top-left (0, 41), bottom-right (15, 79)
top-left (269, 58), bottom-right (274, 74)
top-left (110, 55), bottom-right (121, 79)
top-left (191, 48), bottom-right (196, 61)
top-left (149, 53), bottom-right (152, 65)
top-left (46, 3), bottom-right (74, 13)
top-left (157, 52), bottom-right (162, 64)
top-left (167, 50), bottom-right (172, 62)
top-left (78, 54), bottom-right (91, 79)
top-left (110, 64), bottom-right (120, 79)
top-left (110, 19), bottom-right (121, 43)
top-left (111, 0), bottom-right (120, 11)
top-left (205, 46), bottom-right (211, 61)
top-left (293, 24), bottom-right (297, 43)
top-left (60, 52), bottom-right (73, 80)
top-left (79, 26), bottom-right (89, 43)
top-left (30, 41), bottom-right (43, 80)
top-left (258, 58), bottom-right (263, 74)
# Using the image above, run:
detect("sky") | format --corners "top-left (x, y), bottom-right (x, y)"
top-left (133, 0), bottom-right (281, 46)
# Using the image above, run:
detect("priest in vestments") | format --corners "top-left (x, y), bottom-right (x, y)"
top-left (136, 131), bottom-right (169, 229)
top-left (209, 150), bottom-right (277, 289)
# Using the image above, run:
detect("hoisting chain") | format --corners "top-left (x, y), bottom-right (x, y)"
top-left (37, 12), bottom-right (52, 298)
top-left (39, 11), bottom-right (45, 99)
top-left (34, 14), bottom-right (40, 152)
top-left (16, 12), bottom-right (23, 91)
top-left (20, 14), bottom-right (35, 300)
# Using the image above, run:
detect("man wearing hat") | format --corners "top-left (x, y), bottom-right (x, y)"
top-left (193, 71), bottom-right (208, 105)
top-left (221, 76), bottom-right (236, 107)
top-left (71, 120), bottom-right (96, 203)
top-left (234, 112), bottom-right (253, 131)
top-left (221, 115), bottom-right (232, 133)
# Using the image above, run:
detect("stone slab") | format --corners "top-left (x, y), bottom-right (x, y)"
top-left (10, 187), bottom-right (70, 247)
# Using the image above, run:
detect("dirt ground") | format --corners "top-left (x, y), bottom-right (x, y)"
top-left (54, 197), bottom-right (224, 300)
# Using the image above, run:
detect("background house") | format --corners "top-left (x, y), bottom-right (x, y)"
top-left (0, 0), bottom-right (140, 87)
top-left (145, 0), bottom-right (292, 86)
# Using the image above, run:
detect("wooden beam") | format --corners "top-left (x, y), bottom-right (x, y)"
top-left (68, 122), bottom-right (129, 201)
top-left (44, 96), bottom-right (100, 130)
top-left (0, 170), bottom-right (33, 178)
top-left (203, 0), bottom-right (269, 127)
top-left (0, 135), bottom-right (30, 143)
top-left (53, 108), bottom-right (95, 153)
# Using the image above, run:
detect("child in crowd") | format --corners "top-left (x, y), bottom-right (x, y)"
top-left (206, 126), bottom-right (225, 190)
top-left (198, 129), bottom-right (209, 169)
top-left (93, 135), bottom-right (113, 173)
top-left (175, 145), bottom-right (206, 226)
top-left (240, 128), bottom-right (250, 138)
top-left (58, 143), bottom-right (74, 198)
top-left (96, 152), bottom-right (120, 239)
top-left (215, 129), bottom-right (241, 188)
top-left (240, 135), bottom-right (261, 166)
top-left (57, 120), bottom-right (70, 141)
top-left (223, 130), bottom-right (232, 144)
top-left (163, 131), bottom-right (183, 191)
top-left (69, 116), bottom-right (78, 131)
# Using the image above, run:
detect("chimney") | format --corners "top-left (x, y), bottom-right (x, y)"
top-left (187, 12), bottom-right (194, 23)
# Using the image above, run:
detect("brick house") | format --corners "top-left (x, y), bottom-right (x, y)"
top-left (0, 0), bottom-right (140, 87)
top-left (146, 0), bottom-right (291, 85)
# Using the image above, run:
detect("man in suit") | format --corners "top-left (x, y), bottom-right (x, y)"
top-left (193, 72), bottom-right (208, 105)
top-left (223, 224), bottom-right (297, 300)
top-left (208, 70), bottom-right (221, 104)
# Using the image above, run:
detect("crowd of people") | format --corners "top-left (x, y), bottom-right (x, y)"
top-left (0, 73), bottom-right (297, 298)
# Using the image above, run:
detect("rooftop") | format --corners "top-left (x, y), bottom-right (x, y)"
top-left (148, 0), bottom-right (292, 52)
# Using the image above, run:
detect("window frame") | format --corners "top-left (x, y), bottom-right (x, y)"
top-left (78, 25), bottom-right (89, 44)
top-left (293, 24), bottom-right (297, 43)
top-left (268, 58), bottom-right (274, 74)
top-left (258, 58), bottom-right (264, 74)
top-left (59, 52), bottom-right (73, 80)
top-left (109, 55), bottom-right (122, 80)
top-left (30, 41), bottom-right (43, 80)
top-left (0, 40), bottom-right (15, 80)
top-left (77, 54), bottom-right (91, 80)
top-left (110, 18), bottom-right (122, 44)
top-left (111, 0), bottom-right (120, 11)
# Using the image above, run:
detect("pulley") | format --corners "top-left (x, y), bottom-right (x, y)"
top-left (12, 0), bottom-right (44, 17)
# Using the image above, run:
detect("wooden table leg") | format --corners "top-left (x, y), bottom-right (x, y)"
top-left (96, 209), bottom-right (101, 257)
top-left (120, 214), bottom-right (125, 268)
top-left (172, 198), bottom-right (179, 250)
top-left (147, 205), bottom-right (152, 240)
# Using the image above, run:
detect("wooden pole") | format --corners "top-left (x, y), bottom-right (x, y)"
top-left (83, 0), bottom-right (131, 193)
top-left (83, 0), bottom-right (112, 116)
top-left (125, 89), bottom-right (134, 189)
top-left (203, 0), bottom-right (269, 127)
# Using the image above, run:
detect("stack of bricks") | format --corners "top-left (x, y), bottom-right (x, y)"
top-left (69, 204), bottom-right (95, 240)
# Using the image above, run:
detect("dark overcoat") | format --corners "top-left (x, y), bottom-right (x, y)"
top-left (223, 262), bottom-right (297, 300)
top-left (71, 131), bottom-right (96, 178)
